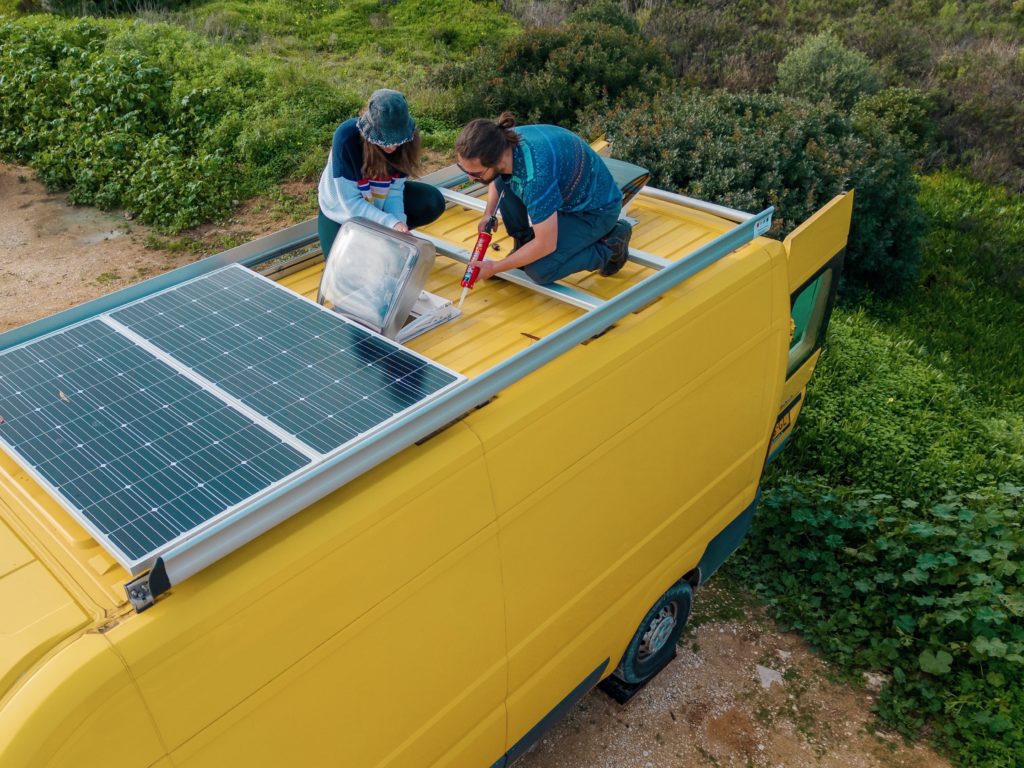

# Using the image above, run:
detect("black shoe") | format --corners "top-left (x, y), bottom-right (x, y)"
top-left (600, 220), bottom-right (632, 276)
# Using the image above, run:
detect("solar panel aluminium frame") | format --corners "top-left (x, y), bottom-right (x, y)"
top-left (0, 264), bottom-right (466, 577)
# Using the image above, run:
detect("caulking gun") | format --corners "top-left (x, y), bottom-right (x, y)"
top-left (458, 189), bottom-right (505, 309)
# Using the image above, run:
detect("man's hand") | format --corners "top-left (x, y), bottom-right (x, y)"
top-left (393, 222), bottom-right (410, 234)
top-left (474, 258), bottom-right (501, 281)
top-left (478, 215), bottom-right (494, 234)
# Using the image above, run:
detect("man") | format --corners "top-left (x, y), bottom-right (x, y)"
top-left (455, 113), bottom-right (632, 284)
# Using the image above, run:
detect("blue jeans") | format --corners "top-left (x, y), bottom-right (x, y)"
top-left (317, 180), bottom-right (445, 258)
top-left (496, 177), bottom-right (620, 285)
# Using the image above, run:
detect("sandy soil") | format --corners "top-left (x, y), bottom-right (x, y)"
top-left (517, 581), bottom-right (948, 768)
top-left (0, 162), bottom-right (951, 768)
top-left (0, 163), bottom-right (316, 332)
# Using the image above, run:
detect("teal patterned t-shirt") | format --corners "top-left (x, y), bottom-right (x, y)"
top-left (507, 125), bottom-right (621, 224)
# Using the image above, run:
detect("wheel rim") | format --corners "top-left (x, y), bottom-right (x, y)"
top-left (637, 602), bottom-right (677, 661)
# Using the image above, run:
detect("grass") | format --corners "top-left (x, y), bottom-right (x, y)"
top-left (141, 0), bottom-right (519, 101)
top-left (749, 171), bottom-right (1024, 764)
top-left (773, 307), bottom-right (1024, 499)
top-left (869, 171), bottom-right (1024, 407)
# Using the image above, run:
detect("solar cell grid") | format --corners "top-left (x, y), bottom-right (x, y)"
top-left (109, 265), bottom-right (461, 454)
top-left (0, 320), bottom-right (310, 565)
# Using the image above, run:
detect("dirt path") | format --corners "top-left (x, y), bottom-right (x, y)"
top-left (0, 163), bottom-right (316, 332)
top-left (0, 163), bottom-right (951, 768)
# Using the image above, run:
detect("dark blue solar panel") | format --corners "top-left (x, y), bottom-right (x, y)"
top-left (109, 265), bottom-right (461, 454)
top-left (0, 320), bottom-right (310, 566)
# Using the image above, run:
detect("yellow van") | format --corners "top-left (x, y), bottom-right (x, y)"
top-left (0, 154), bottom-right (852, 768)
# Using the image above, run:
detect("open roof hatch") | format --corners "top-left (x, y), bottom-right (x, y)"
top-left (317, 218), bottom-right (459, 342)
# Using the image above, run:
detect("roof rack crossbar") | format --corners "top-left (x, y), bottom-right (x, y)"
top-left (413, 231), bottom-right (604, 312)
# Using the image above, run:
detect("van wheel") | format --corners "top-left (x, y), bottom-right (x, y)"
top-left (614, 580), bottom-right (693, 684)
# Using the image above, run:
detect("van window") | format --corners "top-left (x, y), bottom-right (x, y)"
top-left (788, 268), bottom-right (833, 376)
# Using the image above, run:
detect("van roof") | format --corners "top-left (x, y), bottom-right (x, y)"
top-left (0, 165), bottom-right (773, 617)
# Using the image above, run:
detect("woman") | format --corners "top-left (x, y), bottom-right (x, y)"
top-left (454, 112), bottom-right (631, 285)
top-left (318, 89), bottom-right (445, 257)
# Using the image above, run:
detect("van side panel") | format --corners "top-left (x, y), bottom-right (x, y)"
top-left (107, 423), bottom-right (506, 768)
top-left (0, 537), bottom-right (90, 696)
top-left (466, 247), bottom-right (785, 748)
top-left (0, 635), bottom-right (165, 768)
top-left (170, 534), bottom-right (506, 768)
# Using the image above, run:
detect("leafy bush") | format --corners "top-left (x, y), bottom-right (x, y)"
top-left (775, 31), bottom-right (883, 111)
top-left (593, 1), bottom-right (1024, 193)
top-left (29, 0), bottom-right (191, 13)
top-left (0, 16), bottom-right (358, 231)
top-left (638, 1), bottom-right (786, 91)
top-left (735, 477), bottom-right (1024, 766)
top-left (933, 38), bottom-right (1024, 191)
top-left (776, 310), bottom-right (1024, 497)
top-left (585, 90), bottom-right (924, 297)
top-left (851, 86), bottom-right (939, 164)
top-left (564, 0), bottom-right (638, 34)
top-left (442, 14), bottom-right (670, 126)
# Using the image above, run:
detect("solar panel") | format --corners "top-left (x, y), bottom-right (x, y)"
top-left (109, 266), bottom-right (461, 454)
top-left (0, 319), bottom-right (311, 566)
top-left (0, 265), bottom-right (465, 573)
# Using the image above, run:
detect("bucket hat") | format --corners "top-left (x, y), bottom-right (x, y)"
top-left (356, 89), bottom-right (417, 147)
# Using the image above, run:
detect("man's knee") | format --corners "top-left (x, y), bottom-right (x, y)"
top-left (521, 260), bottom-right (557, 285)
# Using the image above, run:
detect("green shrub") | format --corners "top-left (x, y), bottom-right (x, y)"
top-left (0, 16), bottom-right (357, 231)
top-left (851, 86), bottom-right (939, 163)
top-left (844, 6), bottom-right (934, 82)
top-left (735, 477), bottom-right (1024, 766)
top-left (30, 0), bottom-right (191, 13)
top-left (776, 31), bottom-right (883, 111)
top-left (776, 310), bottom-right (1024, 497)
top-left (581, 1), bottom-right (1024, 193)
top-left (934, 38), bottom-right (1024, 191)
top-left (233, 72), bottom-right (360, 185)
top-left (442, 15), bottom-right (670, 126)
top-left (586, 90), bottom-right (924, 297)
top-left (565, 0), bottom-right (638, 34)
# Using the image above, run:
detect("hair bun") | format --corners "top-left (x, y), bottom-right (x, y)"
top-left (496, 112), bottom-right (517, 131)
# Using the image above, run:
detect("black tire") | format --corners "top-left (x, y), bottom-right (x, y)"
top-left (614, 580), bottom-right (693, 684)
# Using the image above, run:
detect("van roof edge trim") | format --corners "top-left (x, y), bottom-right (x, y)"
top-left (640, 186), bottom-right (753, 223)
top-left (128, 206), bottom-right (773, 609)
